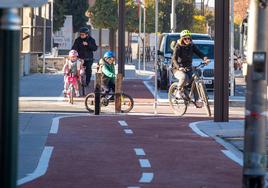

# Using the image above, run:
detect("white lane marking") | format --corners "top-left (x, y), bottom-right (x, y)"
top-left (118, 120), bottom-right (128, 127)
top-left (222, 150), bottom-right (243, 166)
top-left (50, 117), bottom-right (62, 134)
top-left (139, 172), bottom-right (154, 183)
top-left (139, 159), bottom-right (151, 168)
top-left (134, 148), bottom-right (146, 156)
top-left (124, 129), bottom-right (133, 134)
top-left (189, 121), bottom-right (209, 137)
top-left (17, 146), bottom-right (54, 186)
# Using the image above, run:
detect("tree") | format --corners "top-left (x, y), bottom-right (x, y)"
top-left (176, 0), bottom-right (195, 32)
top-left (53, 0), bottom-right (67, 32)
top-left (88, 0), bottom-right (118, 51)
top-left (64, 0), bottom-right (89, 33)
top-left (159, 0), bottom-right (171, 33)
top-left (192, 15), bottom-right (206, 33)
top-left (53, 0), bottom-right (89, 33)
top-left (125, 0), bottom-right (139, 33)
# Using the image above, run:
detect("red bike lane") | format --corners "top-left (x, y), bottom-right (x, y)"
top-left (19, 115), bottom-right (242, 188)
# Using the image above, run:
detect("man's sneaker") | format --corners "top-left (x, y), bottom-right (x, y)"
top-left (194, 99), bottom-right (203, 108)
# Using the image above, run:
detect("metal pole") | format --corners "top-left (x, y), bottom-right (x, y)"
top-left (143, 2), bottom-right (146, 71)
top-left (51, 0), bottom-right (54, 53)
top-left (239, 25), bottom-right (243, 58)
top-left (0, 8), bottom-right (20, 188)
top-left (138, 0), bottom-right (141, 72)
top-left (154, 0), bottom-right (158, 114)
top-left (171, 0), bottom-right (176, 33)
top-left (116, 0), bottom-right (125, 112)
top-left (230, 0), bottom-right (235, 96)
top-left (214, 0), bottom-right (229, 122)
top-left (42, 3), bottom-right (47, 74)
top-left (243, 0), bottom-right (268, 187)
top-left (94, 73), bottom-right (101, 115)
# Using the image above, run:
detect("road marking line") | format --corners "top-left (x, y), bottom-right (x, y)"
top-left (118, 120), bottom-right (128, 127)
top-left (139, 172), bottom-right (154, 183)
top-left (189, 121), bottom-right (209, 137)
top-left (139, 159), bottom-right (151, 168)
top-left (221, 150), bottom-right (243, 166)
top-left (134, 148), bottom-right (146, 156)
top-left (124, 129), bottom-right (133, 134)
top-left (17, 146), bottom-right (54, 186)
top-left (50, 117), bottom-right (62, 134)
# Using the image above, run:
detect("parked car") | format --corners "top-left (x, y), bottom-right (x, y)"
top-left (158, 34), bottom-right (214, 90)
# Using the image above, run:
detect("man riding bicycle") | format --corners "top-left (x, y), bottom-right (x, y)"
top-left (172, 30), bottom-right (210, 107)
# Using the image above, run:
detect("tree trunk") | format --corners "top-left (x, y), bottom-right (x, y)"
top-left (99, 28), bottom-right (102, 58)
top-left (109, 28), bottom-right (116, 52)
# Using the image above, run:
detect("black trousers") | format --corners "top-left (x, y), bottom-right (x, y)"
top-left (83, 59), bottom-right (93, 85)
top-left (102, 79), bottom-right (115, 94)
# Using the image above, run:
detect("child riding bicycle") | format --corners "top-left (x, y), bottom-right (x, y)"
top-left (98, 51), bottom-right (116, 98)
top-left (63, 50), bottom-right (84, 99)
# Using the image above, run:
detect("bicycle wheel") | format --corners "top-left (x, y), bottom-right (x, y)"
top-left (85, 93), bottom-right (95, 113)
top-left (120, 93), bottom-right (134, 113)
top-left (168, 83), bottom-right (187, 116)
top-left (198, 81), bottom-right (211, 117)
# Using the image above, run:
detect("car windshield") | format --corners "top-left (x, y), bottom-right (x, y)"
top-left (193, 44), bottom-right (214, 59)
top-left (165, 34), bottom-right (212, 53)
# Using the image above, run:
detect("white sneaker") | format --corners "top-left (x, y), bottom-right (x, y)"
top-left (176, 90), bottom-right (185, 99)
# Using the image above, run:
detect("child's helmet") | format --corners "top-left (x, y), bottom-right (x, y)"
top-left (69, 50), bottom-right (78, 57)
top-left (104, 51), bottom-right (114, 58)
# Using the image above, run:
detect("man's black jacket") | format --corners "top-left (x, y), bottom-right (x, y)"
top-left (72, 36), bottom-right (98, 60)
top-left (172, 42), bottom-right (205, 72)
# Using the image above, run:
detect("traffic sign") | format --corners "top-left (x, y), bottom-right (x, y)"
top-left (0, 0), bottom-right (48, 8)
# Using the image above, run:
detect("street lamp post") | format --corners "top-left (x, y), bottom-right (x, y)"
top-left (138, 0), bottom-right (141, 72)
top-left (243, 0), bottom-right (268, 187)
top-left (42, 3), bottom-right (47, 74)
top-left (154, 0), bottom-right (158, 114)
top-left (171, 0), bottom-right (176, 33)
top-left (143, 1), bottom-right (146, 71)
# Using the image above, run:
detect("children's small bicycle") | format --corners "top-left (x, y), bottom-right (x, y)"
top-left (85, 92), bottom-right (134, 113)
top-left (66, 74), bottom-right (78, 104)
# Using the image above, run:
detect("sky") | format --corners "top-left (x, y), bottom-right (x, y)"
top-left (196, 0), bottom-right (215, 7)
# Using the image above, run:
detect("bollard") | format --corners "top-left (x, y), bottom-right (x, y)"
top-left (115, 73), bottom-right (123, 113)
top-left (0, 9), bottom-right (21, 188)
top-left (94, 73), bottom-right (102, 115)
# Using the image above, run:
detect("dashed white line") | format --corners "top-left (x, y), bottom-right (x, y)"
top-left (118, 120), bottom-right (128, 127)
top-left (124, 129), bottom-right (133, 134)
top-left (139, 159), bottom-right (151, 168)
top-left (139, 172), bottom-right (154, 183)
top-left (134, 148), bottom-right (146, 156)
top-left (50, 117), bottom-right (62, 134)
top-left (17, 146), bottom-right (54, 186)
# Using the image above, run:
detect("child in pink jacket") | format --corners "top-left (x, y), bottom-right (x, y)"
top-left (63, 50), bottom-right (84, 98)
